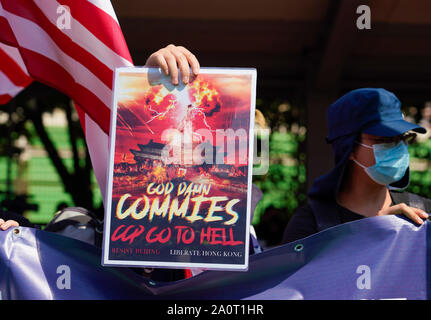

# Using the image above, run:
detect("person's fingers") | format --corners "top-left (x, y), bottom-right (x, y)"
top-left (411, 207), bottom-right (429, 220)
top-left (177, 46), bottom-right (200, 76)
top-left (383, 203), bottom-right (424, 224)
top-left (145, 45), bottom-right (200, 85)
top-left (167, 46), bottom-right (190, 84)
top-left (163, 51), bottom-right (179, 85)
top-left (405, 208), bottom-right (424, 225)
top-left (0, 220), bottom-right (19, 230)
top-left (145, 51), bottom-right (169, 75)
top-left (155, 53), bottom-right (169, 75)
top-left (0, 218), bottom-right (4, 226)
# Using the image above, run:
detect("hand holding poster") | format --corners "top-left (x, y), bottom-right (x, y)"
top-left (102, 67), bottom-right (256, 270)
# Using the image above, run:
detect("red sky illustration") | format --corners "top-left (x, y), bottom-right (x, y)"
top-left (114, 70), bottom-right (253, 164)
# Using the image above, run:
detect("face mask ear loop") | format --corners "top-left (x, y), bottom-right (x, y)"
top-left (355, 141), bottom-right (373, 149)
top-left (352, 158), bottom-right (368, 169)
top-left (352, 141), bottom-right (373, 169)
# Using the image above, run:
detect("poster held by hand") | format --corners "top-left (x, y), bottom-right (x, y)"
top-left (102, 67), bottom-right (256, 271)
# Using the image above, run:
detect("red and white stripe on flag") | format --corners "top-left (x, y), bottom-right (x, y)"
top-left (0, 0), bottom-right (133, 203)
top-left (0, 42), bottom-right (32, 104)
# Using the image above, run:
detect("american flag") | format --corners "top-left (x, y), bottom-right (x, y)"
top-left (0, 0), bottom-right (133, 203)
top-left (0, 42), bottom-right (32, 104)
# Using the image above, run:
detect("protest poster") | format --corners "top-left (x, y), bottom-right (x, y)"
top-left (102, 67), bottom-right (256, 270)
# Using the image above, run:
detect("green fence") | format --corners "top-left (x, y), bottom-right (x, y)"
top-left (0, 123), bottom-right (102, 226)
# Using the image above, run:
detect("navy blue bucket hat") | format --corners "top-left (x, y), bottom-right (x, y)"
top-left (309, 88), bottom-right (426, 199)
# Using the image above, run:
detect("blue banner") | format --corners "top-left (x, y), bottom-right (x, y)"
top-left (0, 215), bottom-right (429, 300)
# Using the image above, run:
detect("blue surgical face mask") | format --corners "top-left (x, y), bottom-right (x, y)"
top-left (352, 140), bottom-right (410, 185)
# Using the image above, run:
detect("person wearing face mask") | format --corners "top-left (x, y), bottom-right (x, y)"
top-left (282, 88), bottom-right (430, 244)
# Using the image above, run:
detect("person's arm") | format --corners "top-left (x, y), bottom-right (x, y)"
top-left (145, 44), bottom-right (200, 85)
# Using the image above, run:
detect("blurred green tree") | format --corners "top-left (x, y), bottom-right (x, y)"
top-left (0, 83), bottom-right (103, 220)
top-left (252, 98), bottom-right (307, 246)
top-left (408, 139), bottom-right (431, 199)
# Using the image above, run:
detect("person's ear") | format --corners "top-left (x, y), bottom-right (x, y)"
top-left (349, 143), bottom-right (359, 160)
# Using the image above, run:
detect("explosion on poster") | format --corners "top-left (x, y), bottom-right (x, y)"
top-left (103, 67), bottom-right (256, 270)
